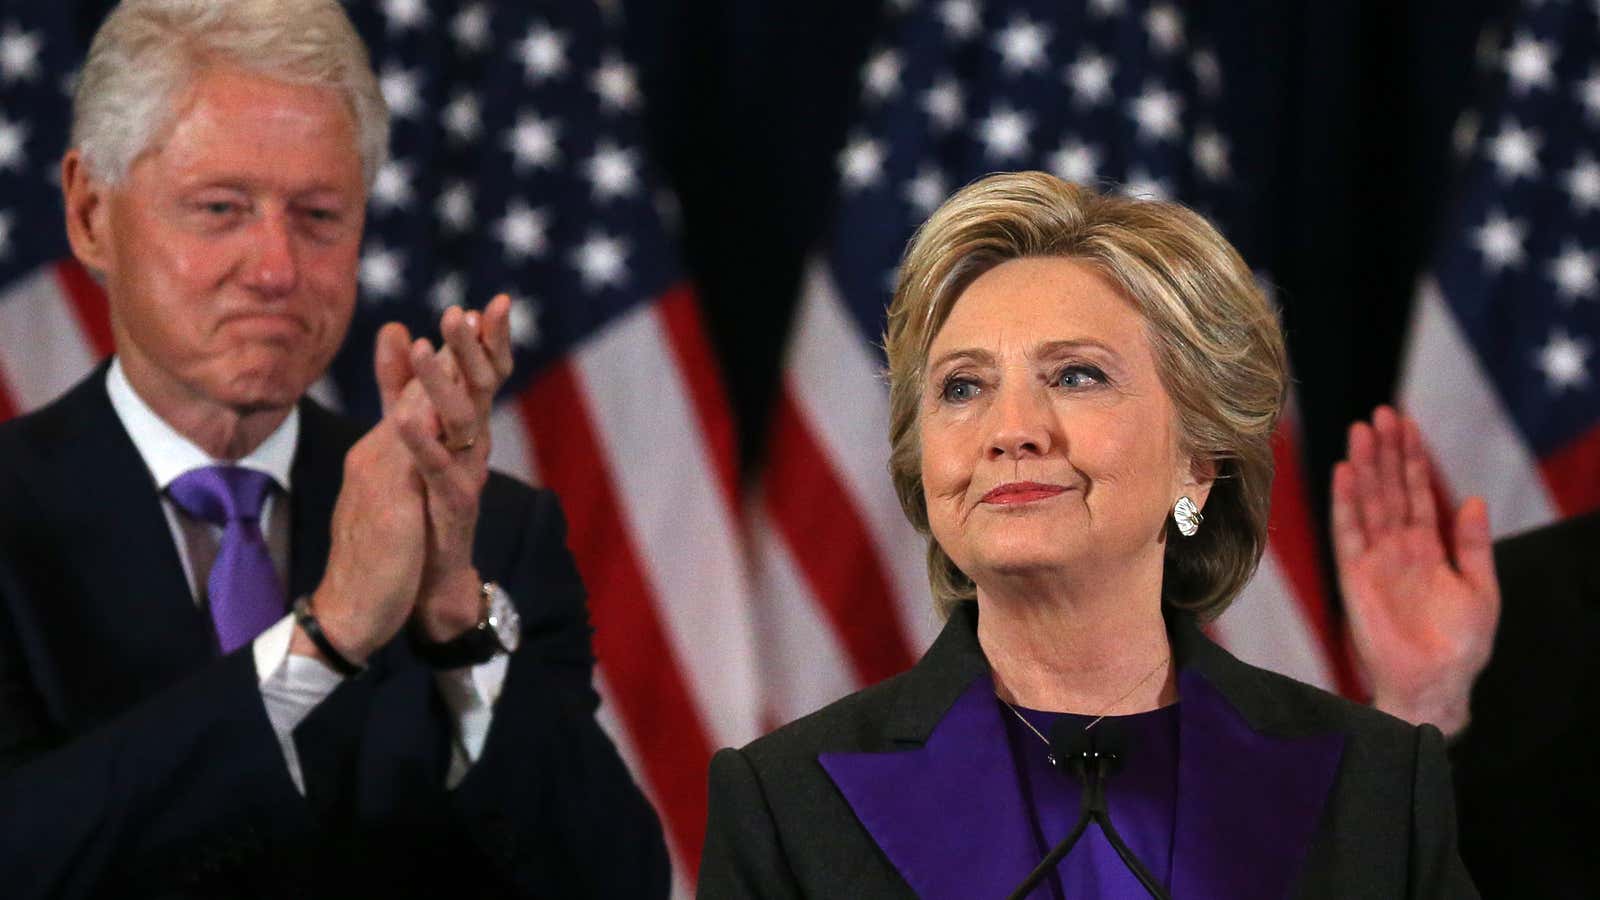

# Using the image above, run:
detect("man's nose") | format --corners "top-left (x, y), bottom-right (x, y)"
top-left (985, 382), bottom-right (1055, 460)
top-left (242, 211), bottom-right (299, 296)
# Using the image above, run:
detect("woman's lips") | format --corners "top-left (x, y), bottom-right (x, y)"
top-left (979, 481), bottom-right (1069, 505)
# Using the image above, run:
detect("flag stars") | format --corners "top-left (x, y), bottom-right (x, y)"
top-left (1089, 0), bottom-right (1125, 16)
top-left (993, 16), bottom-right (1050, 75)
top-left (1049, 139), bottom-right (1101, 184)
top-left (379, 65), bottom-right (423, 120)
top-left (1192, 129), bottom-right (1230, 180)
top-left (584, 143), bottom-right (640, 201)
top-left (1580, 67), bottom-right (1600, 121)
top-left (1121, 168), bottom-right (1171, 201)
top-left (380, 0), bottom-right (429, 32)
top-left (0, 115), bottom-right (26, 171)
top-left (839, 136), bottom-right (886, 190)
top-left (506, 113), bottom-right (560, 170)
top-left (1486, 120), bottom-right (1540, 181)
top-left (452, 4), bottom-right (491, 53)
top-left (1473, 209), bottom-right (1527, 271)
top-left (1144, 5), bottom-right (1185, 54)
top-left (863, 49), bottom-right (903, 102)
top-left (1130, 84), bottom-right (1183, 142)
top-left (903, 165), bottom-right (948, 216)
top-left (1549, 244), bottom-right (1598, 301)
top-left (592, 56), bottom-right (641, 112)
top-left (979, 105), bottom-right (1033, 160)
top-left (495, 201), bottom-right (549, 260)
top-left (1503, 32), bottom-right (1555, 93)
top-left (1565, 155), bottom-right (1600, 213)
top-left (1066, 52), bottom-right (1114, 106)
top-left (509, 298), bottom-right (540, 348)
top-left (571, 233), bottom-right (629, 291)
top-left (922, 79), bottom-right (964, 131)
top-left (442, 93), bottom-right (481, 143)
top-left (1191, 48), bottom-right (1222, 98)
top-left (938, 0), bottom-right (981, 41)
top-left (436, 181), bottom-right (474, 233)
top-left (359, 244), bottom-right (405, 301)
top-left (519, 24), bottom-right (569, 83)
top-left (1537, 330), bottom-right (1591, 392)
top-left (370, 159), bottom-right (414, 211)
top-left (431, 272), bottom-right (467, 312)
top-left (0, 25), bottom-right (42, 83)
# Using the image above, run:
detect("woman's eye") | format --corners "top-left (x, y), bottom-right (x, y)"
top-left (941, 377), bottom-right (980, 403)
top-left (1055, 366), bottom-right (1104, 388)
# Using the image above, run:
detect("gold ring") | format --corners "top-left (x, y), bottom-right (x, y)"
top-left (444, 433), bottom-right (478, 452)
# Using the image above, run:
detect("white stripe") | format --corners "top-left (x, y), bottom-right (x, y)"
top-left (1398, 278), bottom-right (1558, 537)
top-left (749, 499), bottom-right (861, 725)
top-left (574, 302), bottom-right (760, 747)
top-left (591, 668), bottom-right (693, 900)
top-left (488, 403), bottom-right (538, 485)
top-left (787, 261), bottom-right (942, 653)
top-left (1212, 550), bottom-right (1336, 691)
top-left (0, 264), bottom-right (100, 410)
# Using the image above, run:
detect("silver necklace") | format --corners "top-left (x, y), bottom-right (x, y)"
top-left (997, 654), bottom-right (1170, 766)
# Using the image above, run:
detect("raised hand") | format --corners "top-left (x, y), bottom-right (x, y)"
top-left (374, 295), bottom-right (516, 643)
top-left (1330, 406), bottom-right (1501, 736)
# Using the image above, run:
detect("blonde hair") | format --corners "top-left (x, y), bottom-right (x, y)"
top-left (884, 172), bottom-right (1287, 621)
top-left (71, 0), bottom-right (389, 187)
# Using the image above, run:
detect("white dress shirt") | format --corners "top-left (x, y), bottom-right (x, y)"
top-left (105, 359), bottom-right (508, 792)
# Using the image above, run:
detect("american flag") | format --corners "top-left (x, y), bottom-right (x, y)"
top-left (1399, 0), bottom-right (1600, 535)
top-left (751, 0), bottom-right (1361, 731)
top-left (0, 1), bottom-right (754, 892)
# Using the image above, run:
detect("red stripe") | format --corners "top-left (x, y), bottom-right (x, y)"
top-left (518, 359), bottom-right (714, 879)
top-left (763, 383), bottom-right (916, 685)
top-left (0, 367), bottom-right (17, 422)
top-left (655, 283), bottom-right (740, 513)
top-left (1539, 422), bottom-right (1600, 517)
top-left (1268, 422), bottom-right (1362, 698)
top-left (52, 258), bottom-right (115, 358)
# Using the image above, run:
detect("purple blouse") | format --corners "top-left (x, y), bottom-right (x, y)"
top-left (1000, 701), bottom-right (1182, 899)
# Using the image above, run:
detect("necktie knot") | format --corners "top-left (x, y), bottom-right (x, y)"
top-left (168, 465), bottom-right (277, 526)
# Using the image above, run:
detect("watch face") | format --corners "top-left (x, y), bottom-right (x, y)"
top-left (488, 588), bottom-right (522, 653)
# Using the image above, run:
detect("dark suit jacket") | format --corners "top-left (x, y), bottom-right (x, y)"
top-left (0, 367), bottom-right (668, 898)
top-left (701, 602), bottom-right (1477, 899)
top-left (1448, 510), bottom-right (1600, 899)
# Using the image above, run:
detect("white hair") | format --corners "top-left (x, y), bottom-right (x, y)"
top-left (70, 0), bottom-right (389, 187)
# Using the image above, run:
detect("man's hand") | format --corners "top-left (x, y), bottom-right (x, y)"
top-left (1331, 405), bottom-right (1501, 736)
top-left (292, 388), bottom-right (432, 667)
top-left (375, 296), bottom-right (516, 643)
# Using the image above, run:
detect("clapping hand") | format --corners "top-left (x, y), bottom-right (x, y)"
top-left (1330, 406), bottom-right (1500, 736)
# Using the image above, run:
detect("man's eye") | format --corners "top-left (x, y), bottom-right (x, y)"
top-left (198, 201), bottom-right (241, 217)
top-left (941, 377), bottom-right (980, 403)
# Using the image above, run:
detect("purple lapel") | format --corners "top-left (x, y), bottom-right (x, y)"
top-left (819, 674), bottom-right (1042, 899)
top-left (1169, 669), bottom-right (1345, 899)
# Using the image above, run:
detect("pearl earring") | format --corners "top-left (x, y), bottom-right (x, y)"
top-left (1173, 496), bottom-right (1203, 537)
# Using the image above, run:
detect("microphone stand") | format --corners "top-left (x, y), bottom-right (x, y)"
top-left (1005, 724), bottom-right (1174, 900)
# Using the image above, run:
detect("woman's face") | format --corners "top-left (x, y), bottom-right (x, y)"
top-left (918, 256), bottom-right (1209, 591)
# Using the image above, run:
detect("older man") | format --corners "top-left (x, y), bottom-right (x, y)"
top-left (0, 0), bottom-right (667, 896)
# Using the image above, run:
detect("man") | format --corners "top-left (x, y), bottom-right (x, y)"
top-left (0, 0), bottom-right (667, 895)
top-left (1331, 406), bottom-right (1594, 897)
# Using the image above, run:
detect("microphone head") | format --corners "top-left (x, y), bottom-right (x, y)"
top-left (1048, 719), bottom-right (1128, 778)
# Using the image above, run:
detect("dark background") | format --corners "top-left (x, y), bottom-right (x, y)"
top-left (59, 0), bottom-right (1516, 537)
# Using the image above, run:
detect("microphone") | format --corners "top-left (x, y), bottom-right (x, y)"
top-left (1004, 721), bottom-right (1173, 900)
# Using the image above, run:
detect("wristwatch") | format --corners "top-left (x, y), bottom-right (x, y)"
top-left (411, 581), bottom-right (522, 669)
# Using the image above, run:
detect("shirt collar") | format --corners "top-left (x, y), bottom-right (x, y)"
top-left (106, 356), bottom-right (298, 491)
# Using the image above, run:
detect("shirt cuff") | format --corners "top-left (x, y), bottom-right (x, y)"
top-left (254, 613), bottom-right (344, 794)
top-left (434, 621), bottom-right (512, 788)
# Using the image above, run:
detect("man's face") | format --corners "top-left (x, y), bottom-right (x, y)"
top-left (84, 67), bottom-right (367, 414)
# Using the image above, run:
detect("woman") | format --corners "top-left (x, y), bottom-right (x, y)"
top-left (699, 173), bottom-right (1476, 898)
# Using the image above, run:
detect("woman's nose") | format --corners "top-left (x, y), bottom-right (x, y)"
top-left (985, 383), bottom-right (1054, 460)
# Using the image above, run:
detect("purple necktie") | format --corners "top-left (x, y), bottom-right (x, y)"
top-left (167, 466), bottom-right (285, 653)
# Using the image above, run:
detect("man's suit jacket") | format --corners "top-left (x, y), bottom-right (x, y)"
top-left (1448, 510), bottom-right (1600, 899)
top-left (701, 602), bottom-right (1477, 899)
top-left (0, 367), bottom-right (668, 898)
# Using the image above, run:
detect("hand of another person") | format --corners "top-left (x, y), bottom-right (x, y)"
top-left (374, 296), bottom-right (516, 643)
top-left (1330, 406), bottom-right (1501, 736)
top-left (293, 384), bottom-right (433, 667)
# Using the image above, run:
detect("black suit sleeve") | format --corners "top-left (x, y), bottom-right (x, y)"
top-left (447, 486), bottom-right (670, 897)
top-left (1409, 724), bottom-right (1479, 899)
top-left (699, 747), bottom-right (802, 899)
